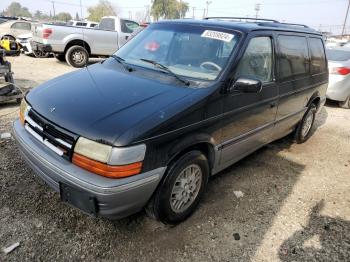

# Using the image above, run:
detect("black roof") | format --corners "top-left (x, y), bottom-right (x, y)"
top-left (156, 17), bottom-right (322, 36)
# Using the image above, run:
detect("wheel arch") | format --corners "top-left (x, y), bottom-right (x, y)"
top-left (166, 134), bottom-right (216, 174)
top-left (307, 92), bottom-right (321, 109)
top-left (64, 39), bottom-right (91, 55)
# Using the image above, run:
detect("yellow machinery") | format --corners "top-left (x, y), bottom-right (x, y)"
top-left (0, 46), bottom-right (22, 103)
top-left (0, 35), bottom-right (21, 56)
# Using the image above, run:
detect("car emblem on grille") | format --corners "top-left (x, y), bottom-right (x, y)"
top-left (50, 107), bottom-right (56, 113)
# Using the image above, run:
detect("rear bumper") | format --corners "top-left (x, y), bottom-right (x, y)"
top-left (30, 41), bottom-right (52, 53)
top-left (326, 76), bottom-right (350, 101)
top-left (12, 120), bottom-right (165, 219)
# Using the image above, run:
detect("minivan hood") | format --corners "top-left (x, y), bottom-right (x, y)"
top-left (26, 62), bottom-right (197, 145)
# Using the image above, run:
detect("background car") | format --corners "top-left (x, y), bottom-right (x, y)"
top-left (326, 47), bottom-right (350, 108)
top-left (0, 20), bottom-right (32, 38)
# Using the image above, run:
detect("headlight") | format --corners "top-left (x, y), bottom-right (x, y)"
top-left (19, 98), bottom-right (30, 125)
top-left (73, 137), bottom-right (146, 179)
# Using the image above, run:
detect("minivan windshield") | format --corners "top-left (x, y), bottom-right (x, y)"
top-left (115, 24), bottom-right (240, 81)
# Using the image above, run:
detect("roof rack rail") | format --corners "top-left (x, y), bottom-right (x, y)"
top-left (204, 17), bottom-right (311, 29)
top-left (279, 22), bottom-right (310, 28)
top-left (204, 17), bottom-right (279, 23)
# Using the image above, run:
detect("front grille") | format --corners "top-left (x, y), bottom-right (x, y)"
top-left (25, 109), bottom-right (78, 160)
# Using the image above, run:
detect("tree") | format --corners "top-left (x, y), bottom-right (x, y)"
top-left (54, 12), bottom-right (72, 22)
top-left (151, 0), bottom-right (189, 21)
top-left (34, 10), bottom-right (50, 21)
top-left (75, 12), bottom-right (80, 21)
top-left (87, 0), bottom-right (118, 22)
top-left (4, 2), bottom-right (32, 17)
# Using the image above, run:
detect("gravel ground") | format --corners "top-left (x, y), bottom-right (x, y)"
top-left (0, 55), bottom-right (350, 261)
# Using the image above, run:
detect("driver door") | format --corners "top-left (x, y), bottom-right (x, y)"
top-left (219, 34), bottom-right (279, 166)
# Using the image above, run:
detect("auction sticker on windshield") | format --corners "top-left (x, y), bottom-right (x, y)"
top-left (201, 30), bottom-right (234, 42)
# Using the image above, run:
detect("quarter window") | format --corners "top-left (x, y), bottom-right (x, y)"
top-left (235, 37), bottom-right (273, 82)
top-left (309, 38), bottom-right (326, 74)
top-left (278, 35), bottom-right (309, 81)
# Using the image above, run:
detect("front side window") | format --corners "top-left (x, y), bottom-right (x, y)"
top-left (121, 19), bottom-right (139, 33)
top-left (116, 25), bottom-right (240, 81)
top-left (309, 38), bottom-right (327, 74)
top-left (278, 35), bottom-right (309, 81)
top-left (235, 37), bottom-right (273, 82)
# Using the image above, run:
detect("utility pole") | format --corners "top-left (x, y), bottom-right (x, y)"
top-left (51, 1), bottom-right (56, 18)
top-left (192, 7), bottom-right (195, 19)
top-left (206, 1), bottom-right (212, 17)
top-left (255, 3), bottom-right (260, 19)
top-left (342, 0), bottom-right (350, 36)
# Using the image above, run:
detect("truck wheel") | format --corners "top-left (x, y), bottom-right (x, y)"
top-left (65, 45), bottom-right (89, 68)
top-left (146, 150), bottom-right (209, 224)
top-left (294, 104), bottom-right (317, 144)
top-left (339, 96), bottom-right (350, 109)
top-left (55, 54), bottom-right (66, 62)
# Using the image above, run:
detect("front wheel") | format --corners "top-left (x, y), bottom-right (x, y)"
top-left (146, 151), bottom-right (209, 224)
top-left (339, 96), bottom-right (350, 109)
top-left (294, 104), bottom-right (317, 143)
top-left (65, 45), bottom-right (89, 68)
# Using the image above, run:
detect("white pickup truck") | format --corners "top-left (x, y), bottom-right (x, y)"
top-left (31, 16), bottom-right (139, 67)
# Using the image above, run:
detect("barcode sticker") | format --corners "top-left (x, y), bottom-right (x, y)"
top-left (201, 30), bottom-right (234, 42)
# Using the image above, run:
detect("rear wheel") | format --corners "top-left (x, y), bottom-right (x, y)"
top-left (339, 96), bottom-right (350, 109)
top-left (65, 45), bottom-right (89, 68)
top-left (146, 151), bottom-right (209, 224)
top-left (294, 104), bottom-right (317, 143)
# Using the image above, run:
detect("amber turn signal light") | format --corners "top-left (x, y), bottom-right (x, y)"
top-left (72, 153), bottom-right (143, 178)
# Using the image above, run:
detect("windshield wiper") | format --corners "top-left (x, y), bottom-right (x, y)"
top-left (140, 58), bottom-right (190, 86)
top-left (111, 55), bottom-right (133, 72)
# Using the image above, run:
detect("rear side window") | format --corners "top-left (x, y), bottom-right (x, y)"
top-left (309, 38), bottom-right (326, 74)
top-left (235, 37), bottom-right (273, 82)
top-left (99, 18), bottom-right (115, 31)
top-left (76, 22), bottom-right (87, 27)
top-left (278, 35), bottom-right (309, 81)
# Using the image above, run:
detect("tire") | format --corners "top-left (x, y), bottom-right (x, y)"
top-left (339, 96), bottom-right (350, 109)
top-left (294, 104), bottom-right (317, 144)
top-left (55, 54), bottom-right (66, 62)
top-left (146, 150), bottom-right (209, 224)
top-left (65, 45), bottom-right (89, 68)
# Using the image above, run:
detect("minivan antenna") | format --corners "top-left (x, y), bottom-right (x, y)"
top-left (79, 0), bottom-right (87, 68)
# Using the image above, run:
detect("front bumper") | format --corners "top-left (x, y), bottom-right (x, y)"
top-left (12, 120), bottom-right (165, 219)
top-left (30, 41), bottom-right (52, 53)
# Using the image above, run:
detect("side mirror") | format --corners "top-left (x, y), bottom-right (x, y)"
top-left (229, 77), bottom-right (262, 93)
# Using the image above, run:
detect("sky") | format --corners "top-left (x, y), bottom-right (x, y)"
top-left (0, 0), bottom-right (349, 34)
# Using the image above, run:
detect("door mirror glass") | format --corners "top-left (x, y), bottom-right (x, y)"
top-left (230, 77), bottom-right (262, 93)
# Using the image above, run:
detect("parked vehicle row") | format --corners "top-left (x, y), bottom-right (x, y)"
top-left (31, 16), bottom-right (140, 67)
top-left (326, 48), bottom-right (350, 108)
top-left (13, 18), bottom-right (328, 224)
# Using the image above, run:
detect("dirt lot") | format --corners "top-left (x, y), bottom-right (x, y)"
top-left (1, 55), bottom-right (350, 262)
